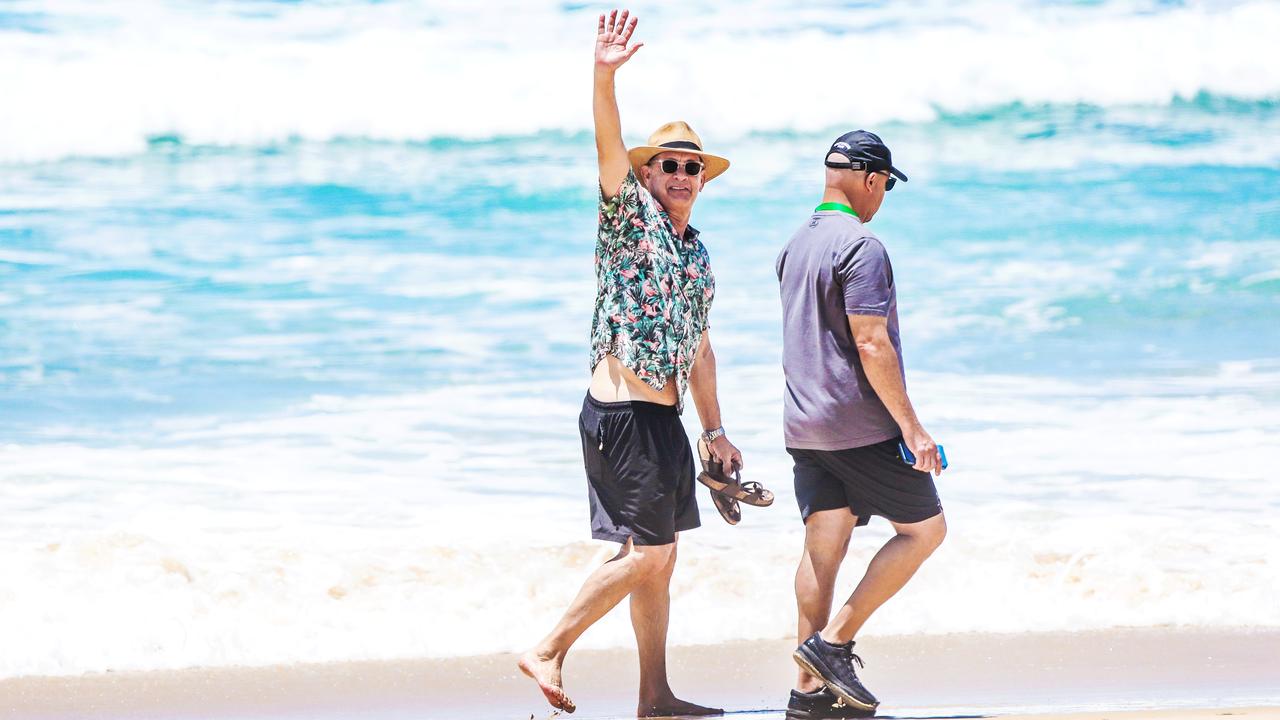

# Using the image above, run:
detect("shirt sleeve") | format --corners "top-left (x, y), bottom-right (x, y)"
top-left (835, 237), bottom-right (893, 317)
top-left (597, 169), bottom-right (646, 253)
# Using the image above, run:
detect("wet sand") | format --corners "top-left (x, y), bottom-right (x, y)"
top-left (2, 627), bottom-right (1277, 719)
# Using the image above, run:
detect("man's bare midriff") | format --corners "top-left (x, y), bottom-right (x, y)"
top-left (589, 355), bottom-right (678, 406)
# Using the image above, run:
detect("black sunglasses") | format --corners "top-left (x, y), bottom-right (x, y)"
top-left (653, 159), bottom-right (704, 176)
top-left (824, 158), bottom-right (896, 191)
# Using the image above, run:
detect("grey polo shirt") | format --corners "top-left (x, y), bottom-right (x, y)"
top-left (775, 207), bottom-right (903, 450)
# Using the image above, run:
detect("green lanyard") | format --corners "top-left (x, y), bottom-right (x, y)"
top-left (814, 202), bottom-right (859, 218)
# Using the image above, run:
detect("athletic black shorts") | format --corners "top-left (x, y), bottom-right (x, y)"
top-left (788, 438), bottom-right (943, 526)
top-left (579, 393), bottom-right (700, 546)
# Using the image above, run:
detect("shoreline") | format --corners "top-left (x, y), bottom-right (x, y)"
top-left (3, 627), bottom-right (1278, 719)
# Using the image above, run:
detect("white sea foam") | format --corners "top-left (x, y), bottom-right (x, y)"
top-left (1, 0), bottom-right (1278, 162)
top-left (1, 366), bottom-right (1277, 678)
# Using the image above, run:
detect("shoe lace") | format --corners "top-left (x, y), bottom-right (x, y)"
top-left (843, 645), bottom-right (865, 671)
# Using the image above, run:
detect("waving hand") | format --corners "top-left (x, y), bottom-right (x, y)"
top-left (594, 9), bottom-right (641, 199)
top-left (595, 9), bottom-right (643, 71)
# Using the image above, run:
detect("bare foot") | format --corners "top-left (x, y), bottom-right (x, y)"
top-left (518, 650), bottom-right (576, 714)
top-left (637, 696), bottom-right (723, 717)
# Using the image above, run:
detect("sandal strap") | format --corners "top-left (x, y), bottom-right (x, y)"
top-left (730, 483), bottom-right (769, 499)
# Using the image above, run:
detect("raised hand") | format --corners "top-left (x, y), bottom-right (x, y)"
top-left (595, 9), bottom-right (643, 71)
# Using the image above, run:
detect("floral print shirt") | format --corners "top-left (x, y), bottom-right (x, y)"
top-left (591, 170), bottom-right (715, 413)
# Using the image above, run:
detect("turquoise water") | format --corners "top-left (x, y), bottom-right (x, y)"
top-left (4, 100), bottom-right (1278, 436)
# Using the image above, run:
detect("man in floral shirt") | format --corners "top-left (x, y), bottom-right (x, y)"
top-left (519, 9), bottom-right (745, 718)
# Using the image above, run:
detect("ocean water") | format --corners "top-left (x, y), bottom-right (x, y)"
top-left (2, 0), bottom-right (1279, 679)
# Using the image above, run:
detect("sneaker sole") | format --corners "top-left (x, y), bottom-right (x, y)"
top-left (792, 649), bottom-right (879, 713)
top-left (786, 708), bottom-right (876, 720)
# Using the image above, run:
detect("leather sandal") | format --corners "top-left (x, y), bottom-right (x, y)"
top-left (696, 437), bottom-right (775, 508)
top-left (710, 486), bottom-right (741, 525)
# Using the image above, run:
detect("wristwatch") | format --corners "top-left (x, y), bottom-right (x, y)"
top-left (701, 426), bottom-right (726, 444)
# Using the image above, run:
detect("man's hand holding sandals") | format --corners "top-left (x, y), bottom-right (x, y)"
top-left (696, 430), bottom-right (774, 525)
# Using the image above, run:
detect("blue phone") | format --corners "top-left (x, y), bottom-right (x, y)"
top-left (898, 441), bottom-right (948, 470)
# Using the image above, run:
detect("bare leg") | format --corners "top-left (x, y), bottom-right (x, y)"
top-left (519, 538), bottom-right (674, 712)
top-left (794, 509), bottom-right (857, 692)
top-left (820, 513), bottom-right (947, 644)
top-left (631, 535), bottom-right (722, 717)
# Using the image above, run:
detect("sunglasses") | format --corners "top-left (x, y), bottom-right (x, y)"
top-left (652, 159), bottom-right (704, 176)
top-left (825, 157), bottom-right (896, 191)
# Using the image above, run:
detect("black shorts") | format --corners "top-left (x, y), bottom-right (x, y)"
top-left (579, 393), bottom-right (700, 546)
top-left (789, 438), bottom-right (943, 526)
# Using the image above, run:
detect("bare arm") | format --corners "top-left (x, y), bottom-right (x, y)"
top-left (848, 314), bottom-right (943, 474)
top-left (594, 10), bottom-right (643, 200)
top-left (688, 330), bottom-right (743, 469)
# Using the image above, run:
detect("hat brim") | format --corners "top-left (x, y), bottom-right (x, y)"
top-left (888, 166), bottom-right (908, 182)
top-left (628, 146), bottom-right (730, 183)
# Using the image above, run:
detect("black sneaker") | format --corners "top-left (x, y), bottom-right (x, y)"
top-left (786, 687), bottom-right (876, 719)
top-left (792, 632), bottom-right (879, 712)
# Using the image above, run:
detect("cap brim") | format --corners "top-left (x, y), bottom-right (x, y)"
top-left (628, 146), bottom-right (731, 182)
top-left (889, 166), bottom-right (909, 182)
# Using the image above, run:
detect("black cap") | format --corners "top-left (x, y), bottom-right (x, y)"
top-left (825, 130), bottom-right (908, 183)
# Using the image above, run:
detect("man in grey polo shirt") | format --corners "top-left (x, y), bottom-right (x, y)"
top-left (776, 131), bottom-right (948, 719)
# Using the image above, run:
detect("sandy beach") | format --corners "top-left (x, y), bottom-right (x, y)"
top-left (3, 627), bottom-right (1276, 720)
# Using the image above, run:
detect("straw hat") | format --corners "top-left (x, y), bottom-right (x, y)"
top-left (628, 121), bottom-right (730, 182)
